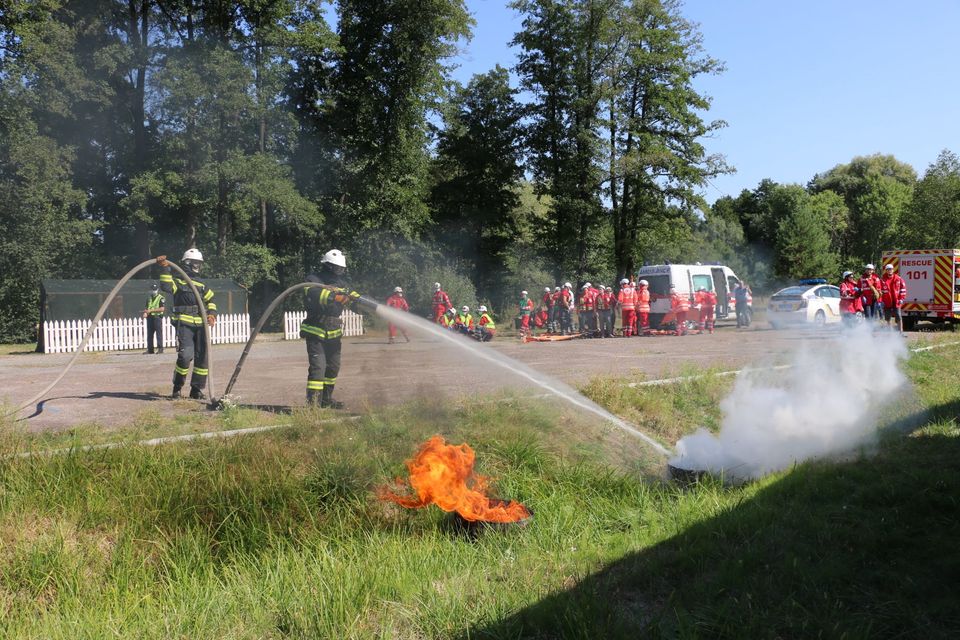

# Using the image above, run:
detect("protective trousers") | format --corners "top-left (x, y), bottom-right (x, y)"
top-left (621, 309), bottom-right (636, 337)
top-left (675, 311), bottom-right (688, 336)
top-left (306, 335), bottom-right (342, 404)
top-left (699, 307), bottom-right (715, 333)
top-left (558, 307), bottom-right (572, 334)
top-left (637, 311), bottom-right (649, 334)
top-left (174, 323), bottom-right (208, 390)
top-left (147, 316), bottom-right (164, 353)
top-left (599, 310), bottom-right (612, 337)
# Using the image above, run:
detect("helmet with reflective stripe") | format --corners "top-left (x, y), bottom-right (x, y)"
top-left (321, 249), bottom-right (346, 268)
top-left (182, 248), bottom-right (204, 262)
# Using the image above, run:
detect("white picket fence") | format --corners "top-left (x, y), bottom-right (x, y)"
top-left (283, 310), bottom-right (364, 340)
top-left (42, 314), bottom-right (251, 354)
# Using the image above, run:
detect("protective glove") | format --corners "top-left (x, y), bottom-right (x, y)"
top-left (207, 315), bottom-right (216, 327)
top-left (156, 255), bottom-right (169, 267)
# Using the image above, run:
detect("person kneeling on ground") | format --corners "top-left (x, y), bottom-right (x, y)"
top-left (456, 305), bottom-right (474, 335)
top-left (441, 307), bottom-right (457, 329)
top-left (476, 305), bottom-right (496, 341)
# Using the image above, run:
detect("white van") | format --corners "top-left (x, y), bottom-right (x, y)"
top-left (636, 263), bottom-right (751, 328)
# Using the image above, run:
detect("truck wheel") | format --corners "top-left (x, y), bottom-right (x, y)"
top-left (902, 318), bottom-right (916, 332)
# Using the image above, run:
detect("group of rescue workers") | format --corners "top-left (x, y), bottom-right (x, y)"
top-left (840, 263), bottom-right (908, 332)
top-left (144, 245), bottom-right (910, 411)
top-left (428, 279), bottom-right (720, 339)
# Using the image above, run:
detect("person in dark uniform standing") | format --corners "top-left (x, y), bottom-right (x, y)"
top-left (301, 249), bottom-right (363, 408)
top-left (142, 283), bottom-right (166, 354)
top-left (156, 249), bottom-right (217, 399)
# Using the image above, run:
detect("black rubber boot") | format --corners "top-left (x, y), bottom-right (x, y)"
top-left (170, 386), bottom-right (183, 399)
top-left (320, 387), bottom-right (344, 410)
top-left (306, 389), bottom-right (321, 406)
top-left (189, 387), bottom-right (205, 400)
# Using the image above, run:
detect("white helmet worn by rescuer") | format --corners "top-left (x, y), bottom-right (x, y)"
top-left (843, 270), bottom-right (854, 279)
top-left (639, 279), bottom-right (648, 286)
top-left (554, 286), bottom-right (560, 292)
top-left (521, 290), bottom-right (528, 296)
top-left (564, 282), bottom-right (572, 289)
top-left (461, 305), bottom-right (470, 313)
top-left (321, 249), bottom-right (346, 268)
top-left (394, 286), bottom-right (403, 293)
top-left (545, 287), bottom-right (551, 293)
top-left (884, 264), bottom-right (894, 271)
top-left (582, 284), bottom-right (589, 290)
top-left (478, 305), bottom-right (487, 312)
top-left (865, 263), bottom-right (875, 270)
top-left (434, 282), bottom-right (441, 291)
top-left (620, 278), bottom-right (629, 285)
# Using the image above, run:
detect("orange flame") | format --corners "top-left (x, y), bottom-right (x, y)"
top-left (379, 436), bottom-right (531, 523)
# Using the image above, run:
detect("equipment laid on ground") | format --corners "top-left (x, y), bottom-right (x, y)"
top-left (881, 248), bottom-right (960, 331)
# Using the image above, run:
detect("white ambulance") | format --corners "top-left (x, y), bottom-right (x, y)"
top-left (636, 263), bottom-right (751, 329)
top-left (881, 249), bottom-right (960, 331)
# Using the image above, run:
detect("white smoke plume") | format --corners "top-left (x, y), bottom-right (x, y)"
top-left (671, 324), bottom-right (910, 480)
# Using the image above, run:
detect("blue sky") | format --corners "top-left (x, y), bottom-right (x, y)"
top-left (451, 0), bottom-right (960, 203)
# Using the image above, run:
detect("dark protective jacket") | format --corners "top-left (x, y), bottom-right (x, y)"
top-left (159, 267), bottom-right (216, 326)
top-left (301, 271), bottom-right (360, 340)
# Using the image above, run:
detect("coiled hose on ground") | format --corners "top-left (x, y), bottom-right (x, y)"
top-left (5, 259), bottom-right (213, 419)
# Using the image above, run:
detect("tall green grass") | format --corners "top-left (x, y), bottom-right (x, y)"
top-left (0, 342), bottom-right (958, 637)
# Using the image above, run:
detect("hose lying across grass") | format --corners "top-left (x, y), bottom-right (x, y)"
top-left (5, 259), bottom-right (213, 419)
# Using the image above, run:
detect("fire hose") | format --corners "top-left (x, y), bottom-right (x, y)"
top-left (218, 283), bottom-right (378, 406)
top-left (5, 258), bottom-right (213, 418)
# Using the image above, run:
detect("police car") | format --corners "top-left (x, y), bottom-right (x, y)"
top-left (767, 279), bottom-right (842, 328)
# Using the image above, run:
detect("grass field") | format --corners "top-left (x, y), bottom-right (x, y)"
top-left (0, 341), bottom-right (958, 638)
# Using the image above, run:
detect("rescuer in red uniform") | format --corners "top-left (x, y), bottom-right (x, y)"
top-left (385, 286), bottom-right (410, 344)
top-left (432, 283), bottom-right (453, 323)
top-left (880, 264), bottom-right (907, 333)
top-left (636, 279), bottom-right (651, 336)
top-left (670, 285), bottom-right (690, 336)
top-left (859, 263), bottom-right (883, 320)
top-left (617, 278), bottom-right (636, 337)
top-left (695, 287), bottom-right (717, 334)
top-left (517, 290), bottom-right (535, 335)
top-left (840, 270), bottom-right (863, 326)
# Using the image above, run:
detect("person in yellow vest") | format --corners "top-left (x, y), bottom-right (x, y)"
top-left (440, 307), bottom-right (457, 329)
top-left (476, 305), bottom-right (496, 341)
top-left (142, 283), bottom-right (166, 354)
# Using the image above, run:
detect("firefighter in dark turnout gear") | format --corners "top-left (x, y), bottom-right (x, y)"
top-left (157, 249), bottom-right (217, 399)
top-left (301, 249), bottom-right (361, 408)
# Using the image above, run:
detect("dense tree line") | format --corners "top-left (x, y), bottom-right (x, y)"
top-left (1, 0), bottom-right (958, 343)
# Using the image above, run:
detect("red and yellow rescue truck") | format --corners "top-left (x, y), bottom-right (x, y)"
top-left (881, 249), bottom-right (960, 331)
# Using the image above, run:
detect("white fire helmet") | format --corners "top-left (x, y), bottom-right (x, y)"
top-left (447, 307), bottom-right (456, 315)
top-left (584, 282), bottom-right (592, 288)
top-left (620, 278), bottom-right (629, 285)
top-left (434, 282), bottom-right (441, 291)
top-left (394, 286), bottom-right (403, 293)
top-left (843, 270), bottom-right (854, 279)
top-left (182, 248), bottom-right (204, 263)
top-left (461, 305), bottom-right (470, 313)
top-left (521, 290), bottom-right (528, 296)
top-left (582, 284), bottom-right (589, 290)
top-left (554, 286), bottom-right (561, 292)
top-left (884, 264), bottom-right (894, 271)
top-left (865, 263), bottom-right (875, 271)
top-left (545, 287), bottom-right (551, 293)
top-left (606, 286), bottom-right (613, 291)
top-left (639, 279), bottom-right (648, 286)
top-left (321, 249), bottom-right (346, 268)
top-left (564, 282), bottom-right (572, 289)
top-left (478, 305), bottom-right (487, 312)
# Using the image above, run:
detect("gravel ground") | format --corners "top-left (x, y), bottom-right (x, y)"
top-left (0, 319), bottom-right (932, 431)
